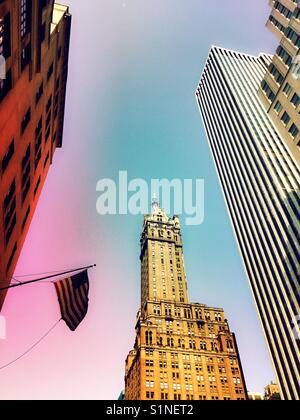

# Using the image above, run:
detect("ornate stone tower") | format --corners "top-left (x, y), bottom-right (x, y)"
top-left (125, 199), bottom-right (248, 401)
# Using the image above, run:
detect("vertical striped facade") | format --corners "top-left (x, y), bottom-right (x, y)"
top-left (196, 46), bottom-right (300, 400)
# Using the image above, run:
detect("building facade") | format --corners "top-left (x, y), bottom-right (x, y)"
top-left (125, 199), bottom-right (247, 401)
top-left (0, 0), bottom-right (71, 310)
top-left (259, 0), bottom-right (300, 165)
top-left (196, 46), bottom-right (300, 400)
top-left (247, 392), bottom-right (264, 401)
top-left (264, 381), bottom-right (281, 400)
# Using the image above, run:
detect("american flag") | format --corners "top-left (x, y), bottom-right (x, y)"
top-left (54, 270), bottom-right (90, 331)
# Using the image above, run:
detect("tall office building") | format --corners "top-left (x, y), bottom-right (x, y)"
top-left (196, 46), bottom-right (300, 400)
top-left (0, 1), bottom-right (71, 310)
top-left (125, 199), bottom-right (247, 401)
top-left (259, 0), bottom-right (300, 166)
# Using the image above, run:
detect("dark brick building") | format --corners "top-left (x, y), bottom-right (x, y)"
top-left (0, 0), bottom-right (71, 310)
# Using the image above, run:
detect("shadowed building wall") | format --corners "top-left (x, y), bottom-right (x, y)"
top-left (0, 0), bottom-right (71, 310)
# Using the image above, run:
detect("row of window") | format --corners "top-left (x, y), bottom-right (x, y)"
top-left (269, 15), bottom-right (286, 33)
top-left (269, 63), bottom-right (284, 85)
top-left (145, 361), bottom-right (239, 377)
top-left (145, 391), bottom-right (242, 400)
top-left (285, 27), bottom-right (300, 48)
top-left (0, 11), bottom-right (11, 100)
top-left (280, 112), bottom-right (299, 138)
top-left (1, 67), bottom-right (60, 177)
top-left (262, 79), bottom-right (300, 141)
top-left (261, 80), bottom-right (276, 102)
top-left (3, 173), bottom-right (41, 249)
top-left (277, 45), bottom-right (293, 66)
top-left (274, 1), bottom-right (293, 20)
top-left (151, 303), bottom-right (222, 321)
top-left (273, 84), bottom-right (300, 140)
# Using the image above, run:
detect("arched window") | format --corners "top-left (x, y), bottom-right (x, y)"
top-left (200, 341), bottom-right (207, 351)
top-left (146, 331), bottom-right (153, 345)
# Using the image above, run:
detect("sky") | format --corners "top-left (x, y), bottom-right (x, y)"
top-left (0, 0), bottom-right (279, 400)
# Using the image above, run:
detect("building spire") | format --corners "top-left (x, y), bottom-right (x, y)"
top-left (152, 193), bottom-right (160, 214)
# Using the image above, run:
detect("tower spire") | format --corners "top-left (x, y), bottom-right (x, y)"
top-left (152, 193), bottom-right (160, 214)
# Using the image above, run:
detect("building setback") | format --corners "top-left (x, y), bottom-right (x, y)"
top-left (259, 0), bottom-right (300, 166)
top-left (196, 46), bottom-right (300, 400)
top-left (0, 0), bottom-right (71, 310)
top-left (125, 199), bottom-right (247, 401)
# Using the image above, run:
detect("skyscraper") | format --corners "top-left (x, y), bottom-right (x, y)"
top-left (259, 0), bottom-right (300, 166)
top-left (0, 1), bottom-right (71, 310)
top-left (196, 46), bottom-right (300, 400)
top-left (125, 199), bottom-right (247, 401)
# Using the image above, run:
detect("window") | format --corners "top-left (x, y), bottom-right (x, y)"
top-left (0, 13), bottom-right (11, 58)
top-left (274, 1), bottom-right (293, 19)
top-left (21, 107), bottom-right (31, 134)
top-left (40, 22), bottom-right (46, 43)
top-left (35, 82), bottom-right (44, 104)
top-left (22, 145), bottom-right (31, 202)
top-left (283, 82), bottom-right (292, 96)
top-left (269, 15), bottom-right (285, 33)
top-left (3, 180), bottom-right (16, 246)
top-left (291, 93), bottom-right (300, 108)
top-left (276, 45), bottom-right (292, 66)
top-left (47, 62), bottom-right (54, 81)
top-left (145, 331), bottom-right (153, 346)
top-left (261, 80), bottom-right (275, 102)
top-left (1, 140), bottom-right (14, 173)
top-left (285, 27), bottom-right (300, 48)
top-left (281, 111), bottom-right (291, 126)
top-left (269, 63), bottom-right (284, 85)
top-left (289, 123), bottom-right (299, 139)
top-left (274, 100), bottom-right (282, 114)
top-left (22, 206), bottom-right (30, 230)
top-left (20, 0), bottom-right (32, 39)
top-left (21, 42), bottom-right (31, 71)
top-left (6, 243), bottom-right (17, 273)
top-left (34, 176), bottom-right (41, 196)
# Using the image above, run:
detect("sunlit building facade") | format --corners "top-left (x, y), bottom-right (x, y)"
top-left (125, 199), bottom-right (247, 401)
top-left (259, 0), bottom-right (300, 165)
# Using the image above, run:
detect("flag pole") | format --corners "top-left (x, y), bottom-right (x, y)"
top-left (0, 264), bottom-right (97, 291)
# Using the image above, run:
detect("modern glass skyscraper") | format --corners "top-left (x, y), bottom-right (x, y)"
top-left (196, 46), bottom-right (300, 400)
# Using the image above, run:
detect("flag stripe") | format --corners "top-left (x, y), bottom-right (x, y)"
top-left (74, 287), bottom-right (86, 315)
top-left (60, 279), bottom-right (78, 331)
top-left (65, 279), bottom-right (82, 327)
top-left (55, 280), bottom-right (77, 331)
